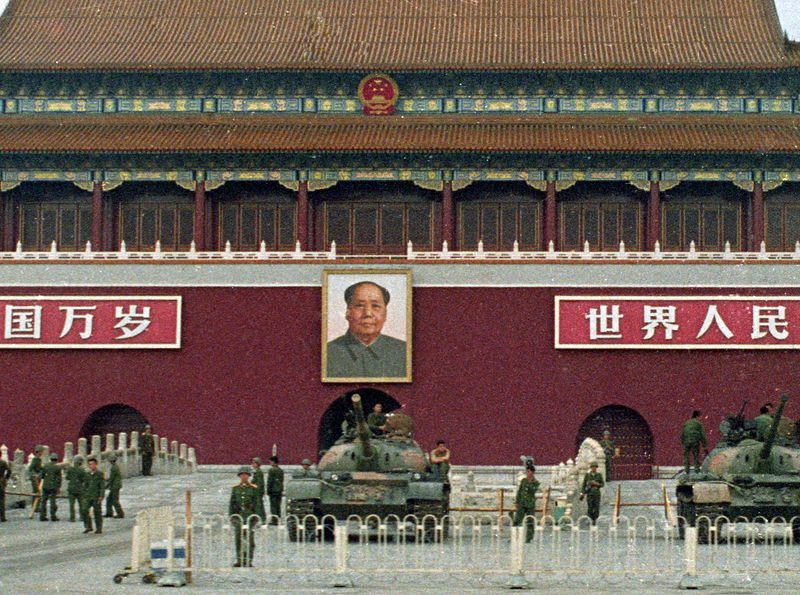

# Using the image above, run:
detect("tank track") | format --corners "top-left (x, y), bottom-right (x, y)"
top-left (286, 499), bottom-right (316, 542)
top-left (411, 501), bottom-right (449, 542)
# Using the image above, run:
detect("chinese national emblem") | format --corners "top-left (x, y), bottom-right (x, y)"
top-left (357, 74), bottom-right (399, 115)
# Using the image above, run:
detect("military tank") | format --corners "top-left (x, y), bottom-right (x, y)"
top-left (676, 394), bottom-right (800, 543)
top-left (284, 394), bottom-right (449, 541)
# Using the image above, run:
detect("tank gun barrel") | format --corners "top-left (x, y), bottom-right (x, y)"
top-left (350, 394), bottom-right (373, 458)
top-left (759, 394), bottom-right (788, 461)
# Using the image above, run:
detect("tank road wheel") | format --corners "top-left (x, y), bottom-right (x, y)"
top-left (286, 500), bottom-right (315, 542)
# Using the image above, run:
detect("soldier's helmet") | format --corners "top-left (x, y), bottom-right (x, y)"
top-left (301, 459), bottom-right (311, 466)
top-left (237, 466), bottom-right (252, 476)
top-left (603, 430), bottom-right (611, 436)
top-left (590, 461), bottom-right (599, 467)
top-left (34, 445), bottom-right (44, 453)
top-left (108, 454), bottom-right (117, 462)
top-left (73, 456), bottom-right (84, 464)
top-left (50, 453), bottom-right (58, 461)
top-left (251, 457), bottom-right (261, 465)
top-left (144, 424), bottom-right (151, 430)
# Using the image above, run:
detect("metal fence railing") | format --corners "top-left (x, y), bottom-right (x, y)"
top-left (122, 511), bottom-right (800, 588)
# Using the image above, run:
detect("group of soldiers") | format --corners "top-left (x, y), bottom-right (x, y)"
top-left (227, 455), bottom-right (285, 567)
top-left (23, 445), bottom-right (122, 534)
top-left (680, 401), bottom-right (798, 475)
top-left (0, 423), bottom-right (160, 532)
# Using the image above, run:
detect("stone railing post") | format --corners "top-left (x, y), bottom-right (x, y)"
top-left (91, 435), bottom-right (102, 456)
top-left (0, 444), bottom-right (7, 462)
top-left (188, 447), bottom-right (197, 471)
top-left (64, 441), bottom-right (74, 462)
top-left (13, 449), bottom-right (24, 471)
top-left (105, 433), bottom-right (115, 453)
top-left (77, 437), bottom-right (88, 458)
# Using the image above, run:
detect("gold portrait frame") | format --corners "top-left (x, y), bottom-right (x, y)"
top-left (322, 268), bottom-right (412, 383)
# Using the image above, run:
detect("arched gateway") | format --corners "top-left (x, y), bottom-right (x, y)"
top-left (316, 389), bottom-right (400, 457)
top-left (576, 405), bottom-right (655, 480)
top-left (79, 404), bottom-right (150, 441)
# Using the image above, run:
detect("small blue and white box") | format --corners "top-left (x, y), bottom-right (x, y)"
top-left (150, 539), bottom-right (187, 570)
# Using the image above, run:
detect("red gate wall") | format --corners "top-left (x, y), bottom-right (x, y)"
top-left (1, 285), bottom-right (797, 465)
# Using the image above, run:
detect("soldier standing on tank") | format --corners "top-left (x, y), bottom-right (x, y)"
top-left (681, 410), bottom-right (708, 475)
top-left (104, 454), bottom-right (124, 518)
top-left (65, 455), bottom-right (87, 522)
top-left (83, 457), bottom-right (105, 534)
top-left (229, 466), bottom-right (259, 567)
top-left (250, 457), bottom-right (266, 522)
top-left (754, 405), bottom-right (773, 441)
top-left (513, 460), bottom-right (540, 542)
top-left (140, 424), bottom-right (155, 476)
top-left (39, 453), bottom-right (62, 521)
top-left (27, 445), bottom-right (44, 514)
top-left (0, 456), bottom-right (11, 522)
top-left (266, 456), bottom-right (284, 525)
top-left (580, 461), bottom-right (605, 524)
top-left (599, 430), bottom-right (615, 481)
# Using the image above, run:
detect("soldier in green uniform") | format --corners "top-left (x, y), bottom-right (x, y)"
top-left (367, 403), bottom-right (387, 436)
top-left (266, 456), bottom-right (284, 525)
top-left (512, 460), bottom-right (540, 542)
top-left (229, 466), bottom-right (259, 567)
top-left (140, 424), bottom-right (155, 476)
top-left (580, 461), bottom-right (605, 524)
top-left (250, 457), bottom-right (266, 522)
top-left (27, 445), bottom-right (44, 514)
top-left (599, 430), bottom-right (615, 481)
top-left (83, 456), bottom-right (105, 534)
top-left (754, 405), bottom-right (773, 441)
top-left (294, 459), bottom-right (315, 478)
top-left (0, 456), bottom-right (11, 522)
top-left (680, 410), bottom-right (707, 474)
top-left (104, 454), bottom-right (124, 518)
top-left (429, 440), bottom-right (451, 478)
top-left (39, 453), bottom-right (62, 521)
top-left (65, 455), bottom-right (87, 522)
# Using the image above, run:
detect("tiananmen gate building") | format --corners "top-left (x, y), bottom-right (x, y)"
top-left (0, 0), bottom-right (799, 477)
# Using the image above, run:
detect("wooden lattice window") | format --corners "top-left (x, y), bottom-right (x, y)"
top-left (559, 201), bottom-right (641, 251)
top-left (20, 200), bottom-right (92, 251)
top-left (459, 201), bottom-right (541, 251)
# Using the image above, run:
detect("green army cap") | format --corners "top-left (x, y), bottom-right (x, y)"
top-left (34, 445), bottom-right (44, 453)
top-left (237, 466), bottom-right (252, 476)
top-left (108, 454), bottom-right (117, 462)
top-left (301, 459), bottom-right (311, 466)
top-left (590, 461), bottom-right (599, 467)
top-left (73, 456), bottom-right (84, 464)
top-left (50, 453), bottom-right (58, 461)
top-left (251, 457), bottom-right (261, 465)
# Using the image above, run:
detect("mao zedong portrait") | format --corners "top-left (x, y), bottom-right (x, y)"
top-left (326, 281), bottom-right (407, 379)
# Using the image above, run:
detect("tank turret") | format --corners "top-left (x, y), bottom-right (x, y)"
top-left (284, 393), bottom-right (449, 541)
top-left (677, 393), bottom-right (800, 543)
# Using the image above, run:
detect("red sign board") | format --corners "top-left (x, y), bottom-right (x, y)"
top-left (555, 296), bottom-right (800, 349)
top-left (0, 296), bottom-right (181, 348)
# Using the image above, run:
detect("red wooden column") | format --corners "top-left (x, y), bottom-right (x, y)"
top-left (441, 180), bottom-right (454, 249)
top-left (297, 180), bottom-right (309, 250)
top-left (91, 181), bottom-right (103, 250)
top-left (543, 174), bottom-right (557, 249)
top-left (647, 180), bottom-right (660, 251)
top-left (751, 180), bottom-right (764, 251)
top-left (193, 180), bottom-right (206, 251)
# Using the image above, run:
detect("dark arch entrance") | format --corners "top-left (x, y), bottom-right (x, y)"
top-left (79, 404), bottom-right (149, 440)
top-left (316, 388), bottom-right (401, 458)
top-left (576, 405), bottom-right (654, 480)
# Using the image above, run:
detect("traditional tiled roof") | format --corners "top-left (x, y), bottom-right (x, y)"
top-left (0, 0), bottom-right (791, 71)
top-left (1, 113), bottom-right (799, 154)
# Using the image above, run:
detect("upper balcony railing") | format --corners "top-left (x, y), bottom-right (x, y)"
top-left (2, 239), bottom-right (800, 263)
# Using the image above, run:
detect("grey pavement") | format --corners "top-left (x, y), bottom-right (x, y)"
top-left (0, 468), bottom-right (796, 594)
